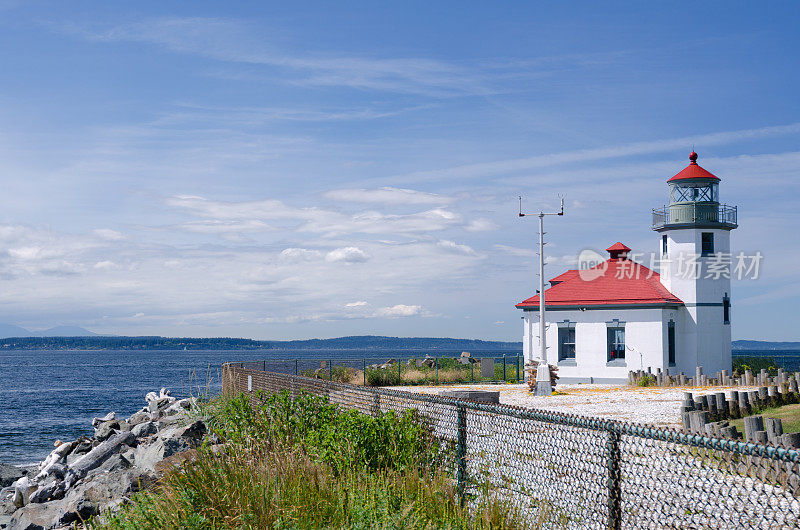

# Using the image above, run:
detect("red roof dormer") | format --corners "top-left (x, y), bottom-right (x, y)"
top-left (606, 242), bottom-right (631, 260)
top-left (668, 151), bottom-right (720, 182)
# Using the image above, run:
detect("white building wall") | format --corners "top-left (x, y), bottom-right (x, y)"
top-left (522, 307), bottom-right (676, 383)
top-left (660, 227), bottom-right (733, 374)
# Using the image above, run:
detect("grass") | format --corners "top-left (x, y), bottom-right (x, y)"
top-left (730, 403), bottom-right (800, 434)
top-left (89, 391), bottom-right (528, 529)
top-left (299, 357), bottom-right (524, 387)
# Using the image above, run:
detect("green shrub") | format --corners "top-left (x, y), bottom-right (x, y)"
top-left (733, 356), bottom-right (779, 376)
top-left (366, 367), bottom-right (401, 386)
top-left (637, 375), bottom-right (656, 387)
top-left (94, 391), bottom-right (525, 529)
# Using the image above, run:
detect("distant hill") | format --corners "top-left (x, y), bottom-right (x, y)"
top-left (0, 324), bottom-right (96, 339)
top-left (0, 323), bottom-right (31, 338)
top-left (733, 340), bottom-right (800, 351)
top-left (0, 334), bottom-right (521, 351)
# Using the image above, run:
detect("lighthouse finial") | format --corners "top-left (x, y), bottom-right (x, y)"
top-left (689, 150), bottom-right (698, 164)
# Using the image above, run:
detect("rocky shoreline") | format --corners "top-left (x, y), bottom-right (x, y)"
top-left (0, 389), bottom-right (208, 530)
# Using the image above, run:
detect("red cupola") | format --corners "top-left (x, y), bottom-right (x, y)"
top-left (606, 242), bottom-right (631, 260)
top-left (668, 151), bottom-right (720, 182)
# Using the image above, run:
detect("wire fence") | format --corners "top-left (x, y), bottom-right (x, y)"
top-left (233, 355), bottom-right (525, 387)
top-left (222, 363), bottom-right (800, 529)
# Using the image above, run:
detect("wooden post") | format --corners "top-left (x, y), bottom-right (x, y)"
top-left (764, 418), bottom-right (783, 444)
top-left (744, 416), bottom-right (764, 442)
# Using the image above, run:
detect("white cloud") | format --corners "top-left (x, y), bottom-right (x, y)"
top-left (391, 122), bottom-right (800, 184)
top-left (279, 248), bottom-right (322, 261)
top-left (465, 218), bottom-right (499, 232)
top-left (436, 240), bottom-right (477, 256)
top-left (93, 229), bottom-right (127, 241)
top-left (345, 301), bottom-right (368, 307)
top-left (325, 246), bottom-right (369, 263)
top-left (94, 260), bottom-right (117, 270)
top-left (494, 244), bottom-right (536, 257)
top-left (178, 219), bottom-right (272, 234)
top-left (324, 187), bottom-right (451, 205)
top-left (76, 17), bottom-right (500, 96)
top-left (376, 304), bottom-right (422, 317)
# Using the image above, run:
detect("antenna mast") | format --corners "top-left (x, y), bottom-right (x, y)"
top-left (519, 195), bottom-right (565, 396)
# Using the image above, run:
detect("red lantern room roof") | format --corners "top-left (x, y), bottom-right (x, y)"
top-left (668, 151), bottom-right (720, 182)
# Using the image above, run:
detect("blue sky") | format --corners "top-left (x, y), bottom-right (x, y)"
top-left (1, 1), bottom-right (799, 340)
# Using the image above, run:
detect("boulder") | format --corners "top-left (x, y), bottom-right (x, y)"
top-left (131, 421), bottom-right (158, 438)
top-left (0, 465), bottom-right (25, 489)
top-left (134, 437), bottom-right (190, 472)
top-left (127, 410), bottom-right (151, 426)
top-left (7, 500), bottom-right (61, 530)
top-left (94, 421), bottom-right (121, 442)
top-left (154, 449), bottom-right (198, 477)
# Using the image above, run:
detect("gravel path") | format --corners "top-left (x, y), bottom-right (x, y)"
top-left (390, 382), bottom-right (758, 427)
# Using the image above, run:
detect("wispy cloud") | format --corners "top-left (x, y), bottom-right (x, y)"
top-left (388, 122), bottom-right (800, 184)
top-left (63, 17), bottom-right (499, 96)
top-left (324, 187), bottom-right (452, 205)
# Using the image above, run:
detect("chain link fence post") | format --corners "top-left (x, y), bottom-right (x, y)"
top-left (371, 392), bottom-right (380, 417)
top-left (503, 355), bottom-right (507, 381)
top-left (606, 428), bottom-right (622, 530)
top-left (457, 404), bottom-right (468, 505)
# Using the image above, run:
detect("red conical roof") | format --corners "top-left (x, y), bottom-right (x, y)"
top-left (668, 151), bottom-right (720, 182)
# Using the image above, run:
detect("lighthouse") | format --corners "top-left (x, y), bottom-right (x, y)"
top-left (652, 151), bottom-right (737, 376)
top-left (516, 152), bottom-right (737, 383)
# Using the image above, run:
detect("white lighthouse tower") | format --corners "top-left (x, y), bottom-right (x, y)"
top-left (652, 151), bottom-right (737, 375)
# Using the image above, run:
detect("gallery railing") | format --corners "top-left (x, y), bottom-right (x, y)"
top-left (652, 203), bottom-right (738, 229)
top-left (222, 363), bottom-right (800, 529)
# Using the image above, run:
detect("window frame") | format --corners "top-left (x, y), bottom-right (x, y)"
top-left (667, 320), bottom-right (676, 366)
top-left (662, 235), bottom-right (668, 256)
top-left (606, 323), bottom-right (626, 363)
top-left (701, 232), bottom-right (714, 256)
top-left (557, 322), bottom-right (576, 362)
top-left (723, 294), bottom-right (730, 325)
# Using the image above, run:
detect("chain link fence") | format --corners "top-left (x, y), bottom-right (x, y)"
top-left (237, 355), bottom-right (524, 386)
top-left (222, 363), bottom-right (800, 528)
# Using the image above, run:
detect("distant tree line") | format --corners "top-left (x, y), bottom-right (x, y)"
top-left (0, 335), bottom-right (522, 351)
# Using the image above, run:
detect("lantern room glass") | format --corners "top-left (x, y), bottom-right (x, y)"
top-left (670, 182), bottom-right (718, 204)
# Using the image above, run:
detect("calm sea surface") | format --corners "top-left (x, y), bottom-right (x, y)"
top-left (1, 348), bottom-right (795, 466)
top-left (0, 348), bottom-right (516, 465)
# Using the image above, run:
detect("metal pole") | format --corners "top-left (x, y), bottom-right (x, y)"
top-left (436, 356), bottom-right (439, 384)
top-left (363, 358), bottom-right (366, 386)
top-left (295, 359), bottom-right (298, 376)
top-left (519, 196), bottom-right (562, 395)
top-left (398, 358), bottom-right (401, 384)
top-left (456, 405), bottom-right (467, 505)
top-left (606, 428), bottom-right (622, 530)
top-left (471, 361), bottom-right (474, 383)
top-left (329, 359), bottom-right (332, 381)
top-left (517, 354), bottom-right (521, 382)
top-left (535, 213), bottom-right (553, 395)
top-left (503, 355), bottom-right (506, 382)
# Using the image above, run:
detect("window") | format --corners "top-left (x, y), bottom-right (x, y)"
top-left (558, 325), bottom-right (576, 361)
top-left (723, 294), bottom-right (730, 325)
top-left (662, 235), bottom-right (668, 255)
top-left (673, 184), bottom-right (713, 203)
top-left (701, 232), bottom-right (714, 256)
top-left (607, 325), bottom-right (625, 362)
top-left (668, 321), bottom-right (676, 365)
